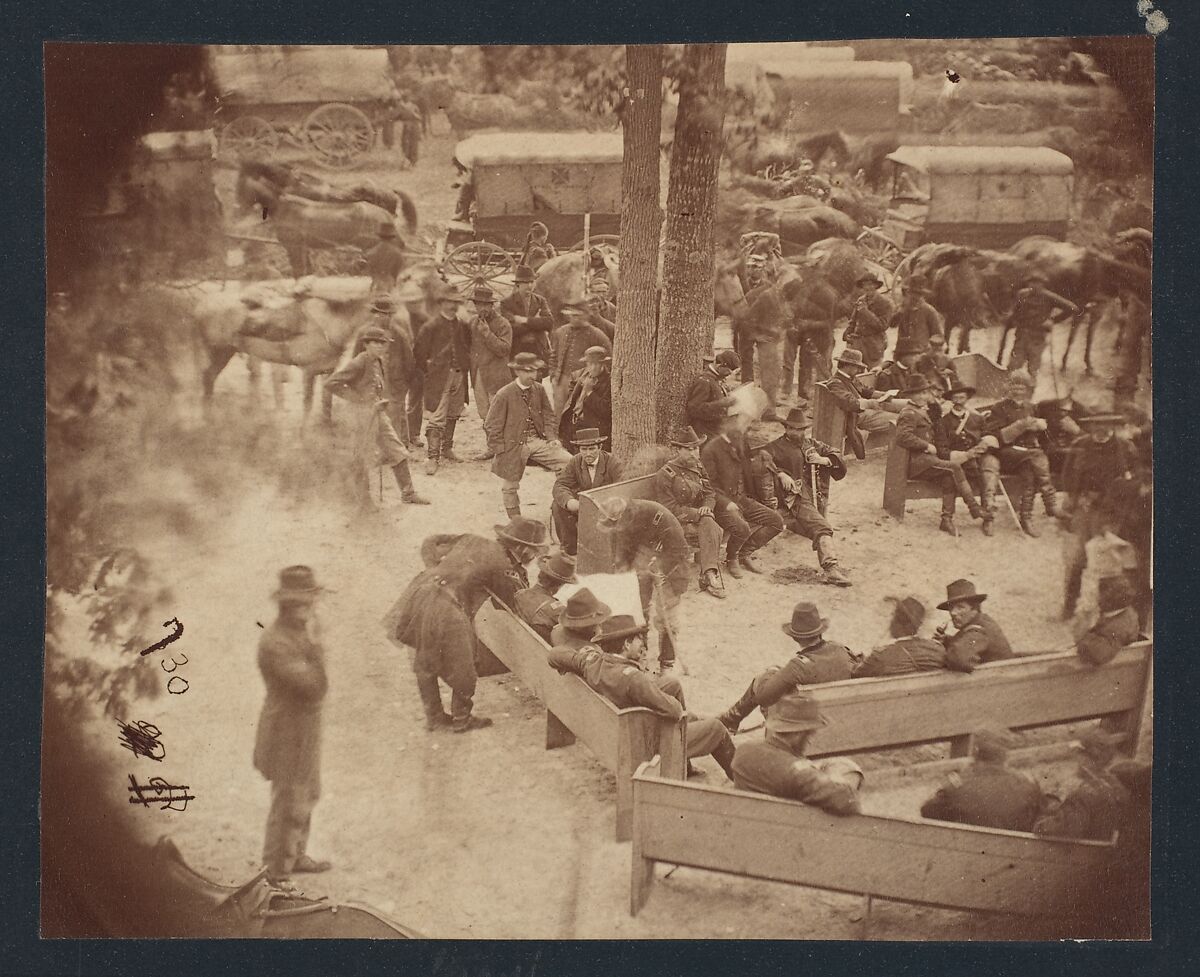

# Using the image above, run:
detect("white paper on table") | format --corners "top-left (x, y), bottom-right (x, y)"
top-left (554, 571), bottom-right (645, 625)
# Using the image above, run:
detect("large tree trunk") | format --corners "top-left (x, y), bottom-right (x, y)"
top-left (656, 44), bottom-right (727, 440)
top-left (611, 44), bottom-right (663, 459)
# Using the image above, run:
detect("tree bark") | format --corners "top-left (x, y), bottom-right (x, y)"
top-left (656, 44), bottom-right (727, 441)
top-left (611, 44), bottom-right (663, 459)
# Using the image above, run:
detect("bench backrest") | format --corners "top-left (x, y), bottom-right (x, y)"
top-left (632, 757), bottom-right (1114, 916)
top-left (950, 352), bottom-right (1008, 400)
top-left (576, 474), bottom-right (659, 575)
top-left (811, 382), bottom-right (846, 452)
top-left (803, 641), bottom-right (1153, 758)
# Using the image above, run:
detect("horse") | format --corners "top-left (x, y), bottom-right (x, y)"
top-left (533, 245), bottom-right (621, 319)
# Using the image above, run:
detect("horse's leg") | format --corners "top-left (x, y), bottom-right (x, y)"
top-left (957, 319), bottom-right (972, 354)
top-left (996, 323), bottom-right (1012, 364)
top-left (270, 363), bottom-right (288, 410)
top-left (202, 346), bottom-right (237, 403)
top-left (321, 376), bottom-right (334, 426)
top-left (1061, 316), bottom-right (1079, 372)
top-left (1083, 311), bottom-right (1098, 375)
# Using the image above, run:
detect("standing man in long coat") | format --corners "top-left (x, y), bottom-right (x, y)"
top-left (501, 265), bottom-right (555, 363)
top-left (364, 222), bottom-right (405, 295)
top-left (558, 346), bottom-right (612, 450)
top-left (550, 302), bottom-right (612, 417)
top-left (685, 350), bottom-right (740, 443)
top-left (1005, 270), bottom-right (1080, 382)
top-left (484, 351), bottom-right (571, 518)
top-left (385, 519), bottom-right (550, 732)
top-left (413, 286), bottom-right (470, 474)
top-left (254, 566), bottom-right (332, 883)
top-left (467, 285), bottom-right (513, 423)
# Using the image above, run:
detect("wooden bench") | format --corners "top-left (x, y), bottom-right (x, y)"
top-left (473, 595), bottom-right (686, 841)
top-left (802, 640), bottom-right (1152, 759)
top-left (630, 756), bottom-right (1116, 920)
top-left (950, 352), bottom-right (1008, 400)
top-left (576, 475), bottom-right (659, 575)
top-left (811, 381), bottom-right (891, 458)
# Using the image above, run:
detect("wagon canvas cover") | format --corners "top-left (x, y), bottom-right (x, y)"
top-left (213, 46), bottom-right (395, 105)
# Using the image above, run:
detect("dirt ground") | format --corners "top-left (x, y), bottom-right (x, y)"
top-left (82, 127), bottom-right (1151, 940)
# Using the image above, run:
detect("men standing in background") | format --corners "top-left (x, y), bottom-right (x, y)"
top-left (364, 223), bottom-right (405, 295)
top-left (501, 265), bottom-right (555, 363)
top-left (467, 286), bottom-right (513, 423)
top-left (414, 286), bottom-right (470, 475)
top-left (1005, 270), bottom-right (1080, 381)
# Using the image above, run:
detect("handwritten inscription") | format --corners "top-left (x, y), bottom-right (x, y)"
top-left (127, 775), bottom-right (195, 812)
top-left (117, 719), bottom-right (165, 761)
top-left (138, 616), bottom-right (185, 657)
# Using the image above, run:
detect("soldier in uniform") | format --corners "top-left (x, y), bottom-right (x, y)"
top-left (254, 566), bottom-right (332, 883)
top-left (842, 273), bottom-right (889, 369)
top-left (1059, 412), bottom-right (1141, 620)
top-left (1005, 270), bottom-right (1080, 382)
top-left (717, 601), bottom-right (858, 733)
top-left (1075, 575), bottom-right (1141, 666)
top-left (894, 375), bottom-right (985, 531)
top-left (597, 496), bottom-right (693, 672)
top-left (685, 350), bottom-right (740, 442)
top-left (825, 347), bottom-right (903, 459)
top-left (549, 587), bottom-right (612, 652)
top-left (936, 382), bottom-right (995, 535)
top-left (655, 425), bottom-right (727, 599)
top-left (467, 285), bottom-right (514, 422)
top-left (701, 414), bottom-right (785, 578)
top-left (852, 597), bottom-right (952, 678)
top-left (550, 427), bottom-right (623, 557)
top-left (890, 274), bottom-right (944, 351)
top-left (385, 518), bottom-right (549, 732)
top-left (414, 286), bottom-right (470, 474)
top-left (324, 326), bottom-right (430, 507)
top-left (1034, 728), bottom-right (1131, 841)
top-left (932, 579), bottom-right (1014, 672)
top-left (362, 294), bottom-right (420, 448)
top-left (875, 336), bottom-right (926, 395)
top-left (761, 407), bottom-right (851, 586)
top-left (548, 615), bottom-right (737, 779)
top-left (501, 265), bottom-right (555, 364)
top-left (363, 222), bottom-right (405, 295)
top-left (513, 551), bottom-right (576, 643)
top-left (981, 369), bottom-right (1059, 537)
top-left (916, 332), bottom-right (959, 392)
top-left (731, 695), bottom-right (865, 815)
top-left (920, 727), bottom-right (1045, 832)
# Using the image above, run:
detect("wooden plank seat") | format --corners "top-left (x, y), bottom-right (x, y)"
top-left (801, 640), bottom-right (1152, 760)
top-left (629, 755), bottom-right (1116, 920)
top-left (811, 381), bottom-right (891, 459)
top-left (950, 352), bottom-right (1009, 400)
top-left (473, 595), bottom-right (686, 841)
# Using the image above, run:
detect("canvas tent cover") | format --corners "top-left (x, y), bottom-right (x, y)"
top-left (213, 47), bottom-right (396, 104)
top-left (886, 146), bottom-right (1074, 176)
top-left (455, 132), bottom-right (624, 168)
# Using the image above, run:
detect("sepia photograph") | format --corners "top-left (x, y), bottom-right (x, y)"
top-left (42, 37), bottom-right (1154, 941)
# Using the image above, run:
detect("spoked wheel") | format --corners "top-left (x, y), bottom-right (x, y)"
top-left (302, 103), bottom-right (375, 170)
top-left (440, 242), bottom-right (516, 300)
top-left (567, 234), bottom-right (620, 252)
top-left (855, 227), bottom-right (905, 272)
top-left (220, 116), bottom-right (279, 160)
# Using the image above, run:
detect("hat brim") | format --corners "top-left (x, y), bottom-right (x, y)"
top-left (559, 609), bottom-right (612, 630)
top-left (572, 437), bottom-right (607, 445)
top-left (537, 557), bottom-right (577, 584)
top-left (944, 386), bottom-right (976, 398)
top-left (669, 438), bottom-right (703, 448)
top-left (597, 623), bottom-right (650, 642)
top-left (508, 360), bottom-right (546, 370)
top-left (493, 525), bottom-right (551, 549)
top-left (272, 586), bottom-right (325, 602)
top-left (937, 594), bottom-right (987, 611)
top-left (782, 618), bottom-right (828, 640)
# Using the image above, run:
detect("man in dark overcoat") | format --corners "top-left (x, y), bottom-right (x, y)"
top-left (1005, 270), bottom-right (1080, 382)
top-left (932, 579), bottom-right (1014, 672)
top-left (501, 265), bottom-right (555, 364)
top-left (558, 347), bottom-right (612, 450)
top-left (684, 350), bottom-right (739, 442)
top-left (253, 566), bottom-right (332, 882)
top-left (513, 551), bottom-right (576, 643)
top-left (467, 285), bottom-right (514, 422)
top-left (980, 369), bottom-right (1058, 537)
top-left (484, 351), bottom-right (572, 518)
top-left (852, 597), bottom-right (953, 678)
top-left (550, 427), bottom-right (623, 557)
top-left (921, 727), bottom-right (1045, 832)
top-left (825, 347), bottom-right (902, 459)
top-left (385, 518), bottom-right (549, 732)
top-left (364, 222), bottom-right (405, 295)
top-left (413, 286), bottom-right (471, 473)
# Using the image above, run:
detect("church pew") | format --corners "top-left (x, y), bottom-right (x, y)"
top-left (802, 640), bottom-right (1152, 759)
top-left (576, 474), bottom-right (659, 575)
top-left (811, 380), bottom-right (891, 458)
top-left (630, 755), bottom-right (1116, 922)
top-left (474, 595), bottom-right (687, 842)
top-left (950, 352), bottom-right (1008, 400)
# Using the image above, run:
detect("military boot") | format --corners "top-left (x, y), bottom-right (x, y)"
top-left (1041, 484), bottom-right (1061, 520)
top-left (424, 430), bottom-right (441, 476)
top-left (1018, 484), bottom-right (1040, 538)
top-left (816, 536), bottom-right (851, 587)
top-left (506, 506), bottom-right (522, 519)
top-left (392, 462), bottom-right (430, 504)
top-left (980, 487), bottom-right (996, 536)
top-left (700, 568), bottom-right (727, 600)
top-left (939, 490), bottom-right (958, 535)
top-left (441, 419), bottom-right (461, 463)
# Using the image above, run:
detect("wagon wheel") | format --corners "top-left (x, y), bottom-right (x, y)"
top-left (301, 103), bottom-right (375, 171)
top-left (220, 115), bottom-right (279, 160)
top-left (440, 242), bottom-right (516, 299)
top-left (855, 227), bottom-right (905, 272)
top-left (567, 234), bottom-right (620, 253)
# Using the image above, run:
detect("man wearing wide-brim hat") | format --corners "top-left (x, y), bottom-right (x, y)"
top-left (932, 578), bottom-right (1014, 672)
top-left (1005, 268), bottom-right (1079, 384)
top-left (1059, 410), bottom-right (1141, 620)
top-left (551, 427), bottom-right (623, 557)
top-left (937, 380), bottom-right (995, 535)
top-left (654, 425), bottom-right (727, 600)
top-left (716, 601), bottom-right (858, 734)
top-left (466, 284), bottom-right (515, 422)
top-left (484, 351), bottom-right (572, 519)
top-left (558, 346), bottom-right (613, 450)
top-left (980, 368), bottom-right (1059, 537)
top-left (730, 693), bottom-right (864, 815)
top-left (364, 220), bottom-right (405, 295)
top-left (413, 284), bottom-right (470, 473)
top-left (1034, 726), bottom-right (1131, 841)
top-left (920, 725), bottom-right (1044, 832)
top-left (253, 566), bottom-right (332, 882)
top-left (325, 325), bottom-right (430, 508)
top-left (685, 349), bottom-right (741, 443)
top-left (825, 346), bottom-right (903, 460)
top-left (385, 518), bottom-right (550, 732)
top-left (513, 549), bottom-right (577, 643)
top-left (762, 406), bottom-right (852, 585)
top-left (595, 495), bottom-right (693, 673)
top-left (549, 586), bottom-right (613, 651)
top-left (842, 272), bottom-right (890, 369)
top-left (501, 264), bottom-right (555, 367)
top-left (549, 614), bottom-right (738, 781)
top-left (550, 300), bottom-right (612, 421)
top-left (893, 272), bottom-right (944, 352)
top-left (894, 373), bottom-right (987, 531)
top-left (1074, 574), bottom-right (1140, 666)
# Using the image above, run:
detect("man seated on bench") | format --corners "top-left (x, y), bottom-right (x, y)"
top-left (937, 381), bottom-right (996, 536)
top-left (852, 596), bottom-right (958, 677)
top-left (920, 726), bottom-right (1045, 833)
top-left (1034, 727), bottom-right (1131, 841)
top-left (514, 550), bottom-right (576, 643)
top-left (717, 601), bottom-right (858, 733)
top-left (874, 336), bottom-right (926, 398)
top-left (916, 333), bottom-right (959, 392)
top-left (550, 588), bottom-right (613, 651)
top-left (825, 347), bottom-right (904, 459)
top-left (895, 374), bottom-right (986, 531)
top-left (932, 579), bottom-right (1014, 672)
top-left (550, 427), bottom-right (623, 557)
top-left (730, 693), bottom-right (865, 816)
top-left (1074, 575), bottom-right (1141, 667)
top-left (655, 425), bottom-right (727, 600)
top-left (548, 615), bottom-right (737, 781)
